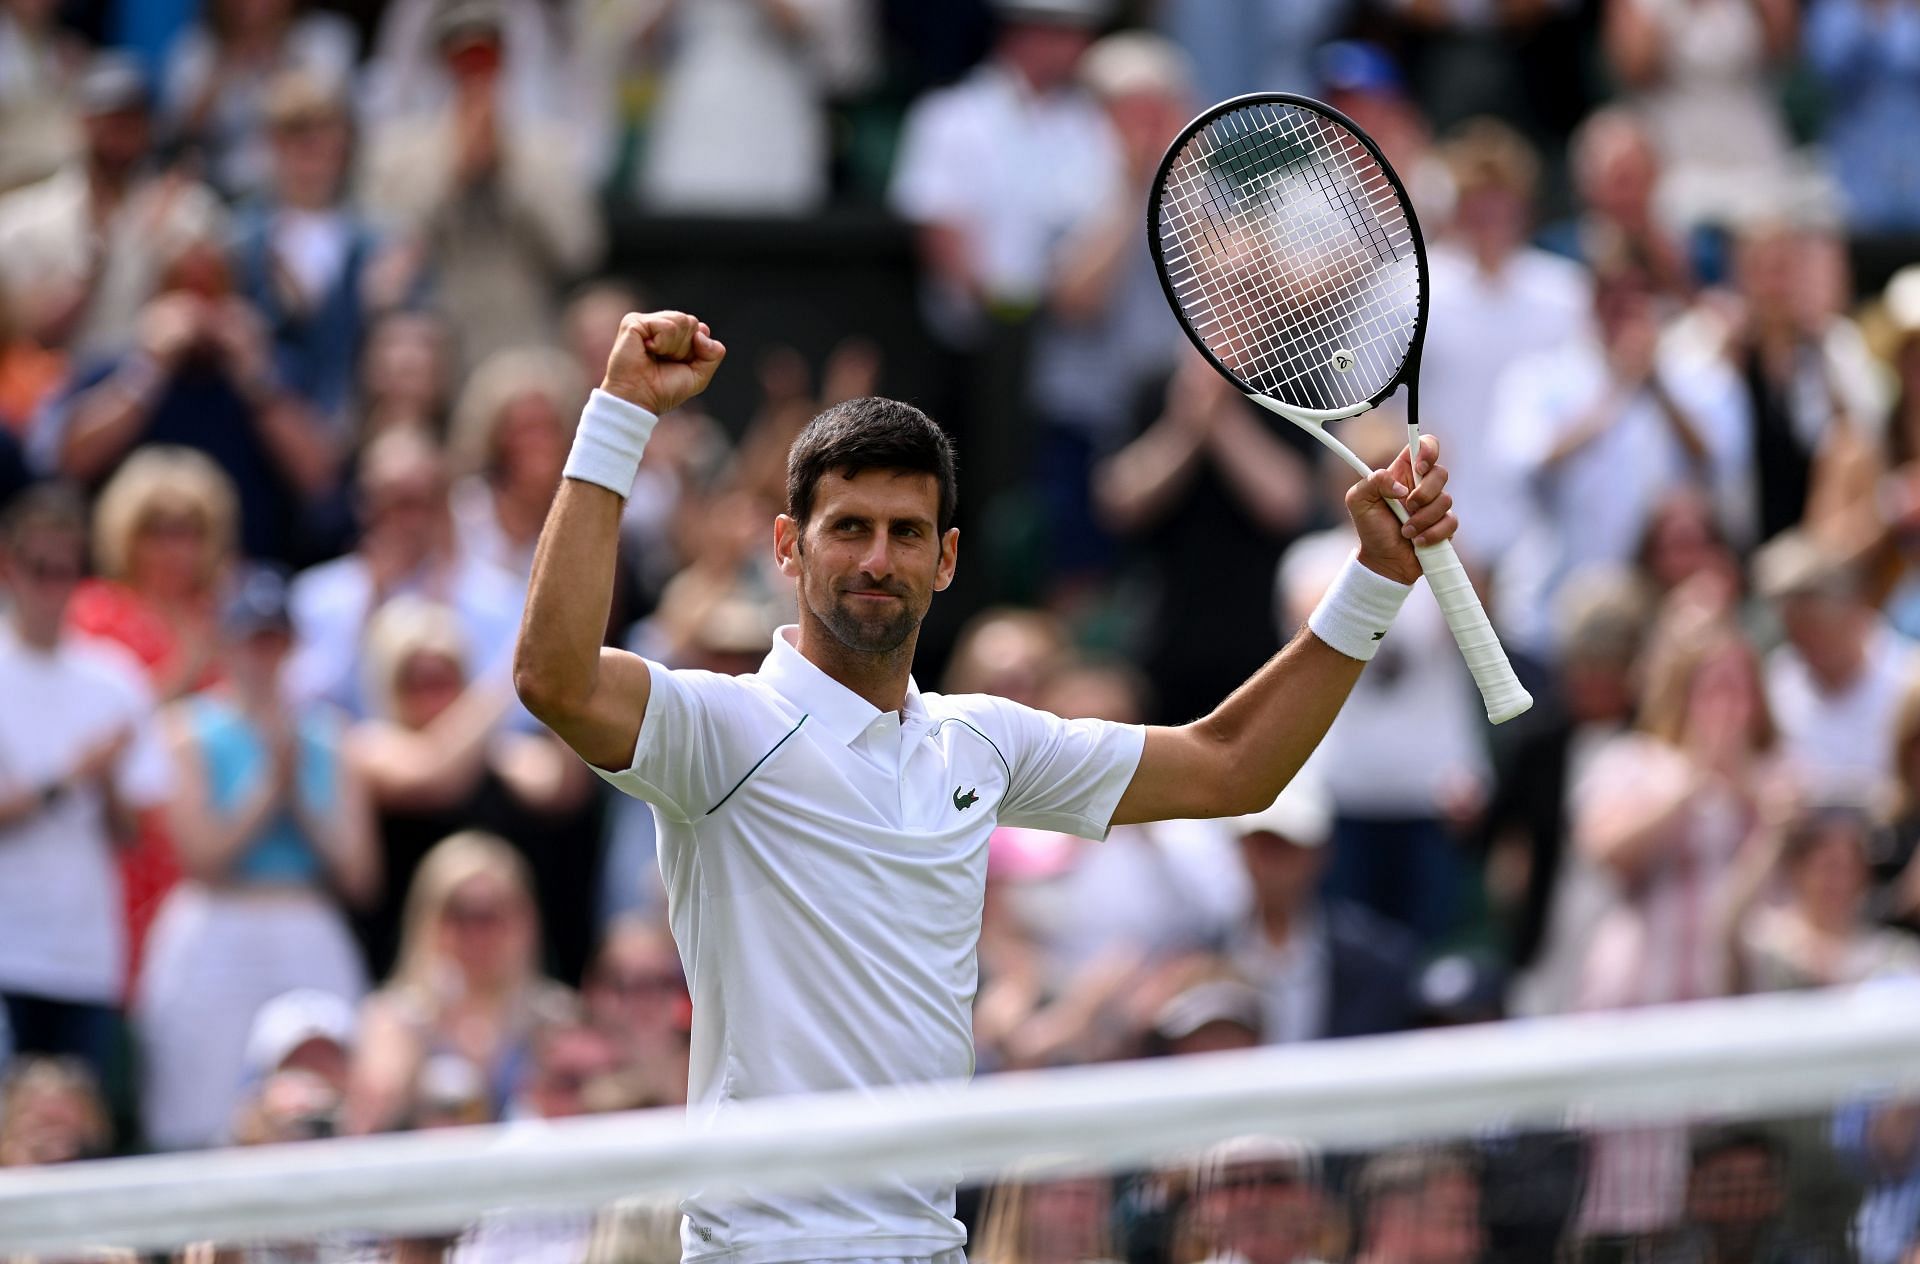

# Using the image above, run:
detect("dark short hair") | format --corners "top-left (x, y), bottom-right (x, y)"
top-left (1, 482), bottom-right (88, 553)
top-left (1354, 1143), bottom-right (1481, 1226)
top-left (1689, 1125), bottom-right (1782, 1173)
top-left (786, 398), bottom-right (957, 535)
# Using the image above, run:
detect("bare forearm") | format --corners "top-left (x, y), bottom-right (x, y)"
top-left (1092, 418), bottom-right (1205, 533)
top-left (252, 395), bottom-right (343, 499)
top-left (515, 479), bottom-right (625, 718)
top-left (1208, 410), bottom-right (1311, 534)
top-left (61, 371), bottom-right (158, 480)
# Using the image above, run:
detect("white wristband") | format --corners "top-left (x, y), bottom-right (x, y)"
top-left (1307, 553), bottom-right (1413, 662)
top-left (562, 388), bottom-right (660, 498)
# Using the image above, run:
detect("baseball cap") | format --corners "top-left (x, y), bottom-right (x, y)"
top-left (1198, 1135), bottom-right (1322, 1185)
top-left (1154, 978), bottom-right (1264, 1042)
top-left (244, 989), bottom-right (357, 1078)
top-left (1231, 774), bottom-right (1334, 849)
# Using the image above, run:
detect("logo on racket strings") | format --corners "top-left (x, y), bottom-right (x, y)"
top-left (1331, 349), bottom-right (1357, 373)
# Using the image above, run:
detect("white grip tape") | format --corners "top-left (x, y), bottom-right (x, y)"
top-left (1414, 539), bottom-right (1533, 724)
top-left (562, 388), bottom-right (660, 498)
top-left (1307, 555), bottom-right (1413, 663)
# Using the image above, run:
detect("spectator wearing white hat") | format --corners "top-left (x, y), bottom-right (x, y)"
top-left (1223, 772), bottom-right (1421, 1046)
top-left (1190, 1136), bottom-right (1334, 1264)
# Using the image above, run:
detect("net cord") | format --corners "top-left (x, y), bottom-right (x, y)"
top-left (3, 987), bottom-right (1919, 1254)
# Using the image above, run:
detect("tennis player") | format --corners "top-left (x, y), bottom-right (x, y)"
top-left (513, 311), bottom-right (1456, 1264)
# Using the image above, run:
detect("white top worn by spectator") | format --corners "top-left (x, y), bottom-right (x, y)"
top-left (1766, 623), bottom-right (1920, 807)
top-left (593, 625), bottom-right (1144, 1262)
top-left (1278, 529), bottom-right (1488, 819)
top-left (642, 0), bottom-right (875, 214)
top-left (890, 61), bottom-right (1122, 340)
top-left (1489, 339), bottom-right (1751, 658)
top-left (0, 629), bottom-right (170, 1003)
top-left (1419, 242), bottom-right (1591, 566)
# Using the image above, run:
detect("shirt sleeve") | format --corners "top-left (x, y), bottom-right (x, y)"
top-left (962, 696), bottom-right (1146, 840)
top-left (590, 664), bottom-right (770, 825)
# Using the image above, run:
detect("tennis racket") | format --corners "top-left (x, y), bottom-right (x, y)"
top-left (1148, 92), bottom-right (1532, 725)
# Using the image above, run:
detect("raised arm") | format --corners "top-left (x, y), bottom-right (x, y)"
top-left (512, 312), bottom-right (724, 771)
top-left (1112, 438), bottom-right (1453, 825)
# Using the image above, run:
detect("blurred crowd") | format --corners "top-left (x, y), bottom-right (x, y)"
top-left (5, 0), bottom-right (1920, 1261)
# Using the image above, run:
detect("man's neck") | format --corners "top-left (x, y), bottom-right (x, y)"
top-left (794, 615), bottom-right (916, 714)
top-left (9, 616), bottom-right (60, 653)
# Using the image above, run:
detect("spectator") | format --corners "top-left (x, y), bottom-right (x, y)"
top-left (1095, 350), bottom-right (1316, 728)
top-left (136, 566), bottom-right (376, 1150)
top-left (1025, 31), bottom-right (1189, 589)
top-left (1650, 1127), bottom-right (1824, 1264)
top-left (637, 0), bottom-right (876, 214)
top-left (1573, 613), bottom-right (1777, 1242)
top-left (1316, 42), bottom-right (1451, 221)
top-left (1546, 106), bottom-right (1694, 302)
top-left (0, 51), bottom-right (224, 361)
top-left (0, 277), bottom-right (64, 435)
top-left (344, 596), bottom-right (589, 981)
top-left (1678, 221), bottom-right (1890, 546)
top-left (580, 918), bottom-right (689, 1108)
top-left (355, 309), bottom-right (458, 446)
top-left (1835, 1097), bottom-right (1920, 1264)
top-left (1880, 683), bottom-right (1920, 932)
top-left (1602, 0), bottom-right (1800, 237)
top-left (1224, 772), bottom-right (1421, 1043)
top-left (227, 1066), bottom-right (340, 1147)
top-left (343, 830), bottom-right (575, 1134)
top-left (1496, 574), bottom-right (1650, 1018)
top-left (360, 1), bottom-right (604, 369)
top-left (972, 1172), bottom-right (1118, 1264)
top-left (363, 0), bottom-right (614, 187)
top-left (287, 428), bottom-right (524, 718)
top-left (0, 1055), bottom-right (111, 1167)
top-left (1419, 117), bottom-right (1590, 566)
top-left (158, 0), bottom-right (356, 200)
top-left (0, 486), bottom-right (171, 1090)
top-left (0, 0), bottom-right (81, 196)
top-left (890, 0), bottom-right (1120, 346)
top-left (941, 606), bottom-right (1070, 707)
top-left (1350, 1144), bottom-right (1486, 1264)
top-left (1158, 0), bottom-right (1352, 101)
top-left (1150, 975), bottom-right (1264, 1056)
top-left (30, 232), bottom-right (342, 562)
top-left (1189, 1137), bottom-right (1334, 1264)
top-left (1490, 261), bottom-right (1750, 662)
top-left (67, 447), bottom-right (239, 997)
top-left (232, 70), bottom-right (407, 434)
top-left (1805, 0), bottom-right (1920, 234)
top-left (68, 445), bottom-right (235, 701)
top-left (1724, 806), bottom-right (1920, 993)
top-left (1754, 529), bottom-right (1920, 808)
top-left (447, 346), bottom-right (581, 579)
top-left (1636, 488), bottom-right (1745, 603)
top-left (1275, 503), bottom-right (1487, 948)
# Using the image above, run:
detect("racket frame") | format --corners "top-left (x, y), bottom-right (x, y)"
top-left (1148, 92), bottom-right (1533, 725)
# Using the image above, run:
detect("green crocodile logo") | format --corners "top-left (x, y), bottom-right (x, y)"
top-left (953, 786), bottom-right (980, 811)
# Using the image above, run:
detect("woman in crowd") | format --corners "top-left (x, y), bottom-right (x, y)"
top-left (136, 566), bottom-right (375, 1151)
top-left (1726, 805), bottom-right (1920, 992)
top-left (344, 830), bottom-right (575, 1134)
top-left (1570, 608), bottom-right (1781, 1246)
top-left (446, 345), bottom-right (579, 579)
top-left (972, 1172), bottom-right (1122, 1264)
top-left (0, 1055), bottom-right (111, 1167)
top-left (580, 917), bottom-right (689, 1109)
top-left (345, 596), bottom-right (590, 981)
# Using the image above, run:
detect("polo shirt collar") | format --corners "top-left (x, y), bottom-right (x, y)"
top-left (759, 626), bottom-right (926, 746)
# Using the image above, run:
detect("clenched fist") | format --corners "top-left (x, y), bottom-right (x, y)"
top-left (601, 311), bottom-right (727, 415)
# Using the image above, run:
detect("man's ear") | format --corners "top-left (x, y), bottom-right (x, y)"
top-left (774, 514), bottom-right (802, 579)
top-left (933, 527), bottom-right (959, 592)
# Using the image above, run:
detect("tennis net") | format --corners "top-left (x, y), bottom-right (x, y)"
top-left (3, 985), bottom-right (1918, 1263)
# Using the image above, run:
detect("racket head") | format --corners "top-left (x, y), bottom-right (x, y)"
top-left (1149, 93), bottom-right (1430, 417)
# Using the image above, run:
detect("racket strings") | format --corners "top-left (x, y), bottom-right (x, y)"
top-left (1156, 102), bottom-right (1419, 409)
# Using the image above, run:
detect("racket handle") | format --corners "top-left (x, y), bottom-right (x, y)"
top-left (1413, 539), bottom-right (1533, 725)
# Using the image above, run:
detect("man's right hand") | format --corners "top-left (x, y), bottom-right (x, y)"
top-left (601, 311), bottom-right (726, 415)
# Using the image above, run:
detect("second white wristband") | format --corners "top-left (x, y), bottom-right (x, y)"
top-left (562, 388), bottom-right (661, 498)
top-left (1307, 553), bottom-right (1413, 662)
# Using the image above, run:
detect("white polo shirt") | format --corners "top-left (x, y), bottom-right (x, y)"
top-left (593, 627), bottom-right (1145, 1264)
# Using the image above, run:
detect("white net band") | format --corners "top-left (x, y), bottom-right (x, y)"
top-left (3, 986), bottom-right (1918, 1256)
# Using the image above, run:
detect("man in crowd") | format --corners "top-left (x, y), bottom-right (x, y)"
top-left (0, 485), bottom-right (171, 1089)
top-left (1351, 1145), bottom-right (1487, 1264)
